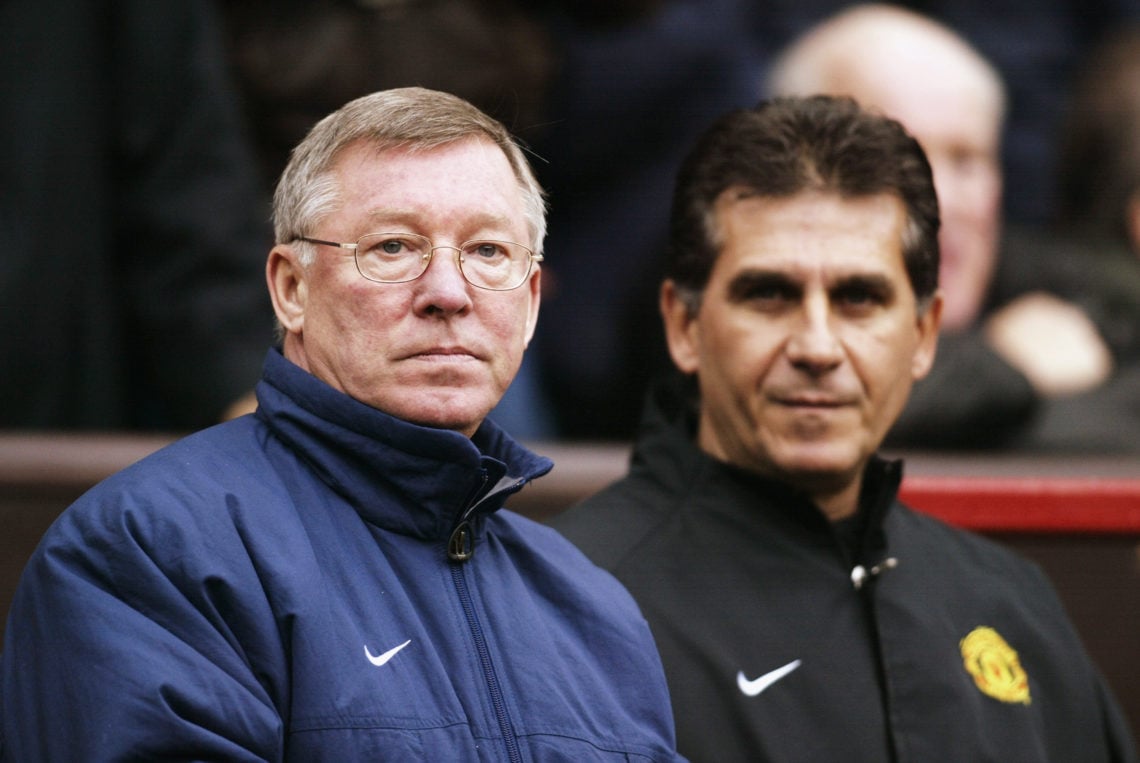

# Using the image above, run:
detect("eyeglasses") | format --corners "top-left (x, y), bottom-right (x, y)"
top-left (297, 232), bottom-right (542, 291)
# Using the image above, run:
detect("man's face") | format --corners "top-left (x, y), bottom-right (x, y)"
top-left (268, 137), bottom-right (540, 437)
top-left (843, 53), bottom-right (1003, 331)
top-left (662, 191), bottom-right (940, 513)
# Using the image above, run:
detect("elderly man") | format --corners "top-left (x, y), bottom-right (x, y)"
top-left (553, 96), bottom-right (1136, 761)
top-left (769, 4), bottom-right (1114, 449)
top-left (0, 88), bottom-right (680, 761)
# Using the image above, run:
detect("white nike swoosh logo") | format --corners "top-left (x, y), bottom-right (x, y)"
top-left (737, 659), bottom-right (802, 697)
top-left (364, 639), bottom-right (411, 667)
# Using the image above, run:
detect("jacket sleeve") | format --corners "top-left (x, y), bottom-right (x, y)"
top-left (1099, 671), bottom-right (1140, 763)
top-left (1, 484), bottom-right (285, 762)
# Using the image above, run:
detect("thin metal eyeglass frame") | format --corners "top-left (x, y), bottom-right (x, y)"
top-left (296, 234), bottom-right (543, 291)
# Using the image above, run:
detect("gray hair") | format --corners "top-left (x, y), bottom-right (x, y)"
top-left (272, 87), bottom-right (547, 264)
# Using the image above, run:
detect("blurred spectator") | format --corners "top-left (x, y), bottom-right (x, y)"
top-left (749, 0), bottom-right (1140, 225)
top-left (1055, 27), bottom-right (1140, 247)
top-left (769, 4), bottom-right (1120, 450)
top-left (990, 26), bottom-right (1140, 451)
top-left (927, 0), bottom-right (1140, 224)
top-left (0, 0), bottom-right (274, 431)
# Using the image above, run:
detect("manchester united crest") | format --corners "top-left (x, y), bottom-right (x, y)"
top-left (960, 626), bottom-right (1031, 705)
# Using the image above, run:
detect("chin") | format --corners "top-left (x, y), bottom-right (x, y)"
top-left (410, 410), bottom-right (484, 434)
top-left (377, 391), bottom-right (491, 436)
top-left (772, 443), bottom-right (864, 490)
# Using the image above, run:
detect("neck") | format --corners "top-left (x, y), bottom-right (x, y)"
top-left (811, 476), bottom-right (863, 522)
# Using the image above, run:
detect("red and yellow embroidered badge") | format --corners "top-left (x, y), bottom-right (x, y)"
top-left (960, 626), bottom-right (1031, 705)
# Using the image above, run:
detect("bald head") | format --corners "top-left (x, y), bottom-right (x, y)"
top-left (770, 5), bottom-right (1005, 331)
top-left (769, 5), bottom-right (1004, 120)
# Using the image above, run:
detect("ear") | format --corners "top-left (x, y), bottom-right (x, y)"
top-left (911, 291), bottom-right (943, 380)
top-left (267, 244), bottom-right (307, 336)
top-left (522, 268), bottom-right (542, 347)
top-left (660, 279), bottom-right (702, 374)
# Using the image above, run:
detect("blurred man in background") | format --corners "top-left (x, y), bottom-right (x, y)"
top-left (769, 4), bottom-right (1116, 449)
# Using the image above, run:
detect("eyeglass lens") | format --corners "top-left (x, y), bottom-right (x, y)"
top-left (355, 233), bottom-right (533, 290)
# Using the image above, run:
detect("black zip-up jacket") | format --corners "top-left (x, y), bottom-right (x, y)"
top-left (553, 376), bottom-right (1137, 762)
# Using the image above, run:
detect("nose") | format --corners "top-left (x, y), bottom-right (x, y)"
top-left (414, 246), bottom-right (472, 316)
top-left (785, 294), bottom-right (843, 373)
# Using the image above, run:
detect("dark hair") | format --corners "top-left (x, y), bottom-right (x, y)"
top-left (666, 95), bottom-right (940, 311)
top-left (1055, 27), bottom-right (1140, 243)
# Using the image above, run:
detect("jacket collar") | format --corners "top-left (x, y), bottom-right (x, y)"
top-left (632, 371), bottom-right (903, 561)
top-left (253, 348), bottom-right (553, 540)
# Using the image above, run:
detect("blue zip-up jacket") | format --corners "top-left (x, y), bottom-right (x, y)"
top-left (1, 349), bottom-right (681, 761)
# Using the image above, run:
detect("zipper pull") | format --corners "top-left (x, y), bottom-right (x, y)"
top-left (448, 520), bottom-right (474, 562)
top-left (850, 557), bottom-right (898, 590)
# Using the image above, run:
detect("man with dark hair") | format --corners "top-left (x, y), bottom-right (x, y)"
top-left (553, 95), bottom-right (1137, 761)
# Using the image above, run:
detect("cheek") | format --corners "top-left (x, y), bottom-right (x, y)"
top-left (485, 297), bottom-right (537, 353)
top-left (702, 320), bottom-right (779, 389)
top-left (311, 280), bottom-right (406, 348)
top-left (856, 327), bottom-right (921, 402)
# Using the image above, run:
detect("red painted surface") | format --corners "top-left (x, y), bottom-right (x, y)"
top-left (900, 477), bottom-right (1140, 533)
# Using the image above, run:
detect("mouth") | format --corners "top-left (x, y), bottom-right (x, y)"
top-left (406, 347), bottom-right (480, 363)
top-left (773, 393), bottom-right (853, 410)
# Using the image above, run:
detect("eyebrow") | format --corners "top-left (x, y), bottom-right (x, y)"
top-left (830, 273), bottom-right (896, 299)
top-left (727, 270), bottom-right (799, 301)
top-left (726, 269), bottom-right (898, 300)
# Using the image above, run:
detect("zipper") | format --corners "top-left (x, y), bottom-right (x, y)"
top-left (451, 562), bottom-right (523, 763)
top-left (447, 468), bottom-right (526, 563)
top-left (449, 471), bottom-right (489, 562)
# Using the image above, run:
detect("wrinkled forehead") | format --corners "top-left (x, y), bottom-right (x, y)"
top-left (714, 189), bottom-right (908, 258)
top-left (332, 138), bottom-right (526, 215)
top-left (331, 136), bottom-right (540, 245)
